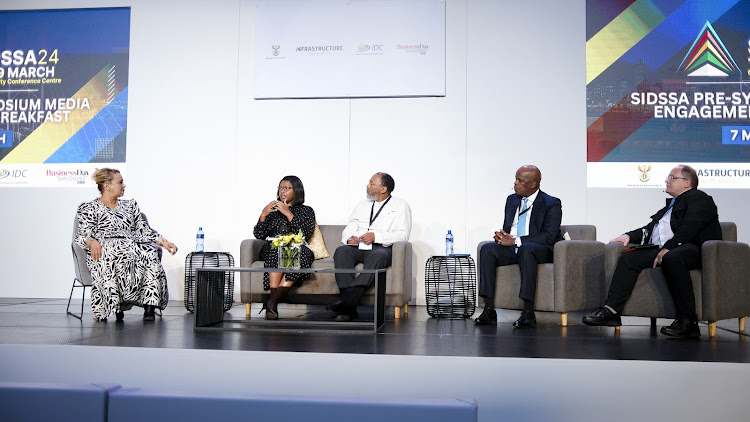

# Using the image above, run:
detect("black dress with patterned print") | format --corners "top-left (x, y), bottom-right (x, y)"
top-left (75, 198), bottom-right (168, 321)
top-left (253, 204), bottom-right (316, 290)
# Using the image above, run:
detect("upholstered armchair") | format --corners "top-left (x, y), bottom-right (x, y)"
top-left (605, 221), bottom-right (750, 337)
top-left (477, 225), bottom-right (605, 326)
top-left (240, 225), bottom-right (413, 319)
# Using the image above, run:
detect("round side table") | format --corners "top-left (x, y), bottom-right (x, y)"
top-left (425, 255), bottom-right (476, 319)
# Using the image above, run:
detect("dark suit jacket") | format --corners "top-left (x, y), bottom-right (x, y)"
top-left (502, 190), bottom-right (563, 251)
top-left (626, 188), bottom-right (722, 250)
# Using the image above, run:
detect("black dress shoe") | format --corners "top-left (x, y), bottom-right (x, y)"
top-left (660, 318), bottom-right (700, 338)
top-left (474, 307), bottom-right (497, 325)
top-left (582, 307), bottom-right (621, 327)
top-left (513, 310), bottom-right (536, 328)
top-left (333, 306), bottom-right (359, 322)
top-left (326, 300), bottom-right (346, 318)
top-left (115, 310), bottom-right (125, 321)
top-left (143, 305), bottom-right (156, 321)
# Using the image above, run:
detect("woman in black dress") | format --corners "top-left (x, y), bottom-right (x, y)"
top-left (253, 175), bottom-right (315, 319)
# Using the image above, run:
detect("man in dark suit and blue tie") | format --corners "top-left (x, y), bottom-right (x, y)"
top-left (475, 165), bottom-right (563, 328)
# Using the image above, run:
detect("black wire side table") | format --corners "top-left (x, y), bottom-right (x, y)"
top-left (185, 252), bottom-right (234, 312)
top-left (425, 255), bottom-right (476, 319)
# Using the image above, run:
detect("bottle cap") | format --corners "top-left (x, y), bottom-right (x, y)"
top-left (448, 230), bottom-right (452, 234)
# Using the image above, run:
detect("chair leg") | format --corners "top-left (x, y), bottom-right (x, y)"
top-left (708, 322), bottom-right (717, 338)
top-left (66, 279), bottom-right (85, 320)
top-left (615, 326), bottom-right (621, 333)
top-left (394, 306), bottom-right (401, 319)
top-left (246, 303), bottom-right (252, 318)
top-left (560, 312), bottom-right (568, 327)
top-left (65, 281), bottom-right (77, 317)
top-left (740, 317), bottom-right (746, 333)
top-left (404, 303), bottom-right (409, 317)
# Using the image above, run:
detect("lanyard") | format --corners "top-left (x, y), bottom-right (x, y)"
top-left (517, 199), bottom-right (532, 217)
top-left (369, 196), bottom-right (392, 230)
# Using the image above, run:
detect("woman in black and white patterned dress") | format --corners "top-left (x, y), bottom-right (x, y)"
top-left (75, 168), bottom-right (178, 322)
top-left (253, 175), bottom-right (315, 320)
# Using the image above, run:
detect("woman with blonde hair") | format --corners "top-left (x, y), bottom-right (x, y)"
top-left (75, 168), bottom-right (177, 321)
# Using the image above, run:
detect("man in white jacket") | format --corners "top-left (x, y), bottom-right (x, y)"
top-left (327, 172), bottom-right (412, 321)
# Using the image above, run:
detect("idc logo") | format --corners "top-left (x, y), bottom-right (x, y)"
top-left (355, 44), bottom-right (385, 55)
top-left (0, 130), bottom-right (13, 148)
top-left (0, 168), bottom-right (27, 179)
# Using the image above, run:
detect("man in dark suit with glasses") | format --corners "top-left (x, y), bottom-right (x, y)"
top-left (583, 165), bottom-right (722, 338)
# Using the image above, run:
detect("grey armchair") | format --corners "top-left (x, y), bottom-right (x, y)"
top-left (68, 213), bottom-right (161, 319)
top-left (605, 221), bottom-right (750, 337)
top-left (477, 225), bottom-right (605, 325)
top-left (240, 225), bottom-right (413, 319)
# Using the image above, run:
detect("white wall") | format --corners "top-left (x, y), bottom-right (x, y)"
top-left (1, 0), bottom-right (748, 304)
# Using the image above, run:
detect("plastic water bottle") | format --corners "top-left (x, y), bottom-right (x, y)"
top-left (196, 227), bottom-right (205, 252)
top-left (445, 230), bottom-right (454, 256)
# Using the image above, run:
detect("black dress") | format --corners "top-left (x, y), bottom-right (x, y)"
top-left (253, 204), bottom-right (316, 290)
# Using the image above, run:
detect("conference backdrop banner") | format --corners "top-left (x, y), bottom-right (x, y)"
top-left (0, 8), bottom-right (130, 188)
top-left (253, 0), bottom-right (445, 99)
top-left (587, 0), bottom-right (750, 188)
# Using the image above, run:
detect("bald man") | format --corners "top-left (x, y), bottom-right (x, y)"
top-left (475, 165), bottom-right (563, 328)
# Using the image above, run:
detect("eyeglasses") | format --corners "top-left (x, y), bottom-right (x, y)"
top-left (278, 186), bottom-right (293, 192)
top-left (666, 175), bottom-right (687, 181)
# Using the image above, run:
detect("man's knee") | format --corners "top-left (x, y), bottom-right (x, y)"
top-left (518, 242), bottom-right (551, 262)
top-left (334, 245), bottom-right (355, 265)
top-left (660, 250), bottom-right (690, 271)
top-left (480, 243), bottom-right (500, 266)
top-left (364, 248), bottom-right (392, 268)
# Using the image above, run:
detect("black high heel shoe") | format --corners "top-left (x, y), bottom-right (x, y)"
top-left (143, 305), bottom-right (156, 321)
top-left (259, 288), bottom-right (277, 319)
top-left (264, 286), bottom-right (291, 320)
top-left (265, 304), bottom-right (279, 320)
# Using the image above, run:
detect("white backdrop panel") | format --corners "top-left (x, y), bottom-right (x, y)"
top-left (253, 0), bottom-right (446, 99)
top-left (466, 0), bottom-right (587, 257)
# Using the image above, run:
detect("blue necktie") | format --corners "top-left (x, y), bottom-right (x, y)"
top-left (517, 198), bottom-right (529, 238)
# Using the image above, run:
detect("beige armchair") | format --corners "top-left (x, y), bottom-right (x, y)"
top-left (477, 225), bottom-right (606, 327)
top-left (605, 222), bottom-right (750, 337)
top-left (240, 225), bottom-right (413, 319)
top-left (477, 225), bottom-right (605, 326)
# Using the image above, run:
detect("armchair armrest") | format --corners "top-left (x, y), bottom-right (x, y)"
top-left (388, 241), bottom-right (413, 301)
top-left (240, 239), bottom-right (265, 267)
top-left (553, 240), bottom-right (606, 310)
top-left (604, 242), bottom-right (627, 287)
top-left (701, 240), bottom-right (750, 321)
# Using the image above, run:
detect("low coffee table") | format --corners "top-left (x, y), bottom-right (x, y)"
top-left (195, 267), bottom-right (387, 334)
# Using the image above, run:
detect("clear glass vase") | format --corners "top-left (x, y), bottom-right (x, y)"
top-left (278, 245), bottom-right (301, 269)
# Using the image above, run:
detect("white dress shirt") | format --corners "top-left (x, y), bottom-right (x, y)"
top-left (341, 196), bottom-right (412, 247)
top-left (650, 196), bottom-right (678, 247)
top-left (510, 190), bottom-right (539, 247)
